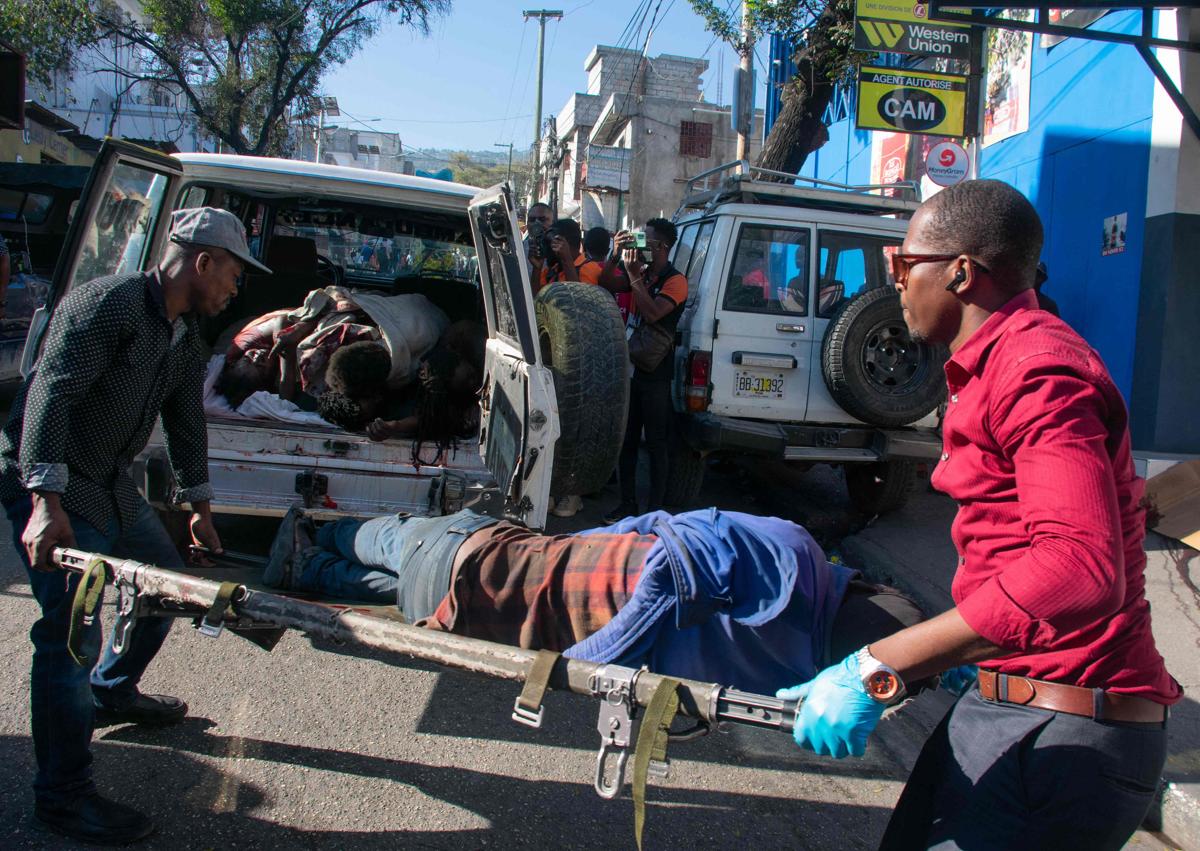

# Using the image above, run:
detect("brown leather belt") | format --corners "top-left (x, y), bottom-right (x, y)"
top-left (977, 670), bottom-right (1167, 724)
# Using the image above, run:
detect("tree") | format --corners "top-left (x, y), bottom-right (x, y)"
top-left (689, 0), bottom-right (863, 177)
top-left (447, 151), bottom-right (532, 199)
top-left (2, 0), bottom-right (449, 156)
top-left (0, 0), bottom-right (98, 88)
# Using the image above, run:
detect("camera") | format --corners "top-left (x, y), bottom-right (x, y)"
top-left (527, 219), bottom-right (555, 261)
top-left (633, 230), bottom-right (647, 249)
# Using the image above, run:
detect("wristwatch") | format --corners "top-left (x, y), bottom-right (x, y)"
top-left (856, 646), bottom-right (907, 705)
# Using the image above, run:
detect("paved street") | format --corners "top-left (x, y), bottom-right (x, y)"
top-left (0, 441), bottom-right (1178, 849)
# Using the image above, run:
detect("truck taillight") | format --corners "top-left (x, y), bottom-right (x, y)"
top-left (686, 350), bottom-right (711, 412)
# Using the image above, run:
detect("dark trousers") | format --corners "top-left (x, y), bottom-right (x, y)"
top-left (879, 687), bottom-right (1167, 850)
top-left (6, 495), bottom-right (180, 805)
top-left (618, 376), bottom-right (672, 510)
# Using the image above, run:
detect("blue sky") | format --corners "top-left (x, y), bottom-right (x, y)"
top-left (321, 0), bottom-right (760, 162)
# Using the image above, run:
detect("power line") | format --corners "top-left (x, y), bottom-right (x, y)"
top-left (499, 19), bottom-right (531, 150)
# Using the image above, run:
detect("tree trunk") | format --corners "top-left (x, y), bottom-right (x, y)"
top-left (754, 0), bottom-right (854, 179)
top-left (755, 68), bottom-right (837, 177)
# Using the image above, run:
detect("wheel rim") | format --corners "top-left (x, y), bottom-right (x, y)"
top-left (860, 320), bottom-right (929, 395)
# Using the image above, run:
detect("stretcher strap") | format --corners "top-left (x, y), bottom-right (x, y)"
top-left (513, 650), bottom-right (560, 728)
top-left (632, 677), bottom-right (680, 851)
top-left (68, 557), bottom-right (110, 667)
top-left (201, 581), bottom-right (240, 633)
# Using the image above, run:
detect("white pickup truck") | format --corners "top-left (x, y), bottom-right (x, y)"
top-left (20, 140), bottom-right (627, 532)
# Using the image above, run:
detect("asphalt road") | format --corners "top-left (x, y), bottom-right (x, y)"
top-left (0, 412), bottom-right (1175, 848)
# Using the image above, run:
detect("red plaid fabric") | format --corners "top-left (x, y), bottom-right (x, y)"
top-left (423, 522), bottom-right (656, 651)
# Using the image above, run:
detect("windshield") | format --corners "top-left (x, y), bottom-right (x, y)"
top-left (273, 206), bottom-right (477, 285)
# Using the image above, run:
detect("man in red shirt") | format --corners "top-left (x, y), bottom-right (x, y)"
top-left (778, 179), bottom-right (1180, 849)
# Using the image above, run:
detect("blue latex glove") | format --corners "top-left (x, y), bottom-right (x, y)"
top-left (940, 664), bottom-right (978, 697)
top-left (776, 652), bottom-right (885, 758)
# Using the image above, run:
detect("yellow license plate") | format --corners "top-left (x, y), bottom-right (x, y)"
top-left (733, 371), bottom-right (785, 398)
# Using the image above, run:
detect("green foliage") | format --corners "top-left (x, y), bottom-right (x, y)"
top-left (0, 0), bottom-right (100, 87)
top-left (686, 0), bottom-right (822, 52)
top-left (447, 151), bottom-right (531, 196)
top-left (91, 0), bottom-right (449, 155)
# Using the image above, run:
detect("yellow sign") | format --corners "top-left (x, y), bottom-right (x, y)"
top-left (855, 66), bottom-right (970, 138)
top-left (854, 1), bottom-right (969, 27)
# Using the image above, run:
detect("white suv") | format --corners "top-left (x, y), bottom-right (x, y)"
top-left (665, 162), bottom-right (943, 514)
top-left (21, 141), bottom-right (627, 531)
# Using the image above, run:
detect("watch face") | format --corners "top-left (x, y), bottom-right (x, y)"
top-left (865, 669), bottom-right (902, 702)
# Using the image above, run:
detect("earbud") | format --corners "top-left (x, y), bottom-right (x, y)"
top-left (945, 269), bottom-right (967, 292)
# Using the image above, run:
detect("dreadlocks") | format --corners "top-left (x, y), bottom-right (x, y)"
top-left (410, 347), bottom-right (466, 464)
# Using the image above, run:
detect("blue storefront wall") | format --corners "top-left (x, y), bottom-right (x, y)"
top-left (765, 12), bottom-right (1157, 402)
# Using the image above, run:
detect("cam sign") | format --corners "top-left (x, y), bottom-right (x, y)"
top-left (855, 66), bottom-right (969, 138)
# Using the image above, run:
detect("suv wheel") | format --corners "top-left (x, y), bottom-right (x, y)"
top-left (845, 459), bottom-right (917, 516)
top-left (821, 288), bottom-right (946, 426)
top-left (664, 439), bottom-right (706, 507)
top-left (536, 283), bottom-right (629, 495)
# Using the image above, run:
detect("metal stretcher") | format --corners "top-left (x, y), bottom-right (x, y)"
top-left (54, 546), bottom-right (802, 846)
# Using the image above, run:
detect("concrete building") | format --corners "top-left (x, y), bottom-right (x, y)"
top-left (763, 8), bottom-right (1200, 454)
top-left (294, 125), bottom-right (405, 173)
top-left (17, 0), bottom-right (216, 157)
top-left (547, 45), bottom-right (764, 231)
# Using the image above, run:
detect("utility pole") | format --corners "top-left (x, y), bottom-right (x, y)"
top-left (494, 141), bottom-right (514, 185)
top-left (523, 9), bottom-right (563, 204)
top-left (736, 1), bottom-right (754, 162)
top-left (314, 95), bottom-right (339, 164)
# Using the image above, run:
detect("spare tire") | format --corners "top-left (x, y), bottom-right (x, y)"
top-left (845, 459), bottom-right (917, 516)
top-left (535, 283), bottom-right (629, 495)
top-left (821, 287), bottom-right (946, 426)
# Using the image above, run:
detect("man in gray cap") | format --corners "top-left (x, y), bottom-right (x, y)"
top-left (0, 206), bottom-right (269, 844)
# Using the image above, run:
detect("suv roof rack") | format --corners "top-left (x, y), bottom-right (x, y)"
top-left (674, 160), bottom-right (922, 220)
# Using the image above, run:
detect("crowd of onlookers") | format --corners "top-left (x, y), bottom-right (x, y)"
top-left (520, 202), bottom-right (689, 521)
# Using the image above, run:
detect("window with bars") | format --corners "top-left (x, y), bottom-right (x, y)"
top-left (679, 120), bottom-right (713, 158)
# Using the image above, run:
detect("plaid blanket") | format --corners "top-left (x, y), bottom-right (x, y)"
top-left (424, 522), bottom-right (656, 651)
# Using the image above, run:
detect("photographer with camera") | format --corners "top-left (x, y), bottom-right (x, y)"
top-left (605, 219), bottom-right (687, 523)
top-left (531, 218), bottom-right (603, 293)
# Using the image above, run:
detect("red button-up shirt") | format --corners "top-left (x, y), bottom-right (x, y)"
top-left (932, 290), bottom-right (1180, 704)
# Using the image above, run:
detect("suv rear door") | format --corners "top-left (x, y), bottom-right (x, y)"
top-left (707, 217), bottom-right (816, 420)
top-left (20, 140), bottom-right (184, 377)
top-left (468, 184), bottom-right (558, 530)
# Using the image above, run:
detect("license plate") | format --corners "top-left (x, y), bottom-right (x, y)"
top-left (733, 370), bottom-right (785, 398)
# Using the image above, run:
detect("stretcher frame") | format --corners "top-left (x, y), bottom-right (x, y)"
top-left (53, 545), bottom-right (800, 807)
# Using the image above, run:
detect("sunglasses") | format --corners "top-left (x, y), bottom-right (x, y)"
top-left (890, 253), bottom-right (989, 285)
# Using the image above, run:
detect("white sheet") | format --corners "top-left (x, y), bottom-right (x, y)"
top-left (202, 354), bottom-right (334, 427)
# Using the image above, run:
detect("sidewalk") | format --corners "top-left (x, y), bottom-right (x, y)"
top-left (836, 482), bottom-right (1200, 851)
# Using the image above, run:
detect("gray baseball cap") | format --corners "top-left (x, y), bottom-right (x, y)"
top-left (169, 207), bottom-right (272, 273)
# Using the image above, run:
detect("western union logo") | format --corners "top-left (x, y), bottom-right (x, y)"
top-left (859, 20), bottom-right (905, 49)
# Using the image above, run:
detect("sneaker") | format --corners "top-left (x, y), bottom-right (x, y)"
top-left (551, 495), bottom-right (583, 518)
top-left (603, 502), bottom-right (638, 525)
top-left (33, 791), bottom-right (155, 845)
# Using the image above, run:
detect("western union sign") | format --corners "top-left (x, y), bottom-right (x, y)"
top-left (854, 1), bottom-right (973, 61)
top-left (855, 66), bottom-right (970, 137)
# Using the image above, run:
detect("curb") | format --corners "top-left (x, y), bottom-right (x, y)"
top-left (837, 532), bottom-right (1200, 851)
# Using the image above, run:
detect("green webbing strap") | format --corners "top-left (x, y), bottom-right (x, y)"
top-left (632, 677), bottom-right (681, 851)
top-left (513, 649), bottom-right (560, 728)
top-left (68, 558), bottom-right (110, 667)
top-left (199, 581), bottom-right (240, 636)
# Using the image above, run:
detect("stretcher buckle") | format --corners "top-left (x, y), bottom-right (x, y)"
top-left (589, 664), bottom-right (640, 799)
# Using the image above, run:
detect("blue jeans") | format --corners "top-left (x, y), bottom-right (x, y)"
top-left (6, 495), bottom-right (183, 805)
top-left (296, 510), bottom-right (498, 619)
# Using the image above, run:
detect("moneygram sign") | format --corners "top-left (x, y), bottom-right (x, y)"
top-left (854, 1), bottom-right (973, 61)
top-left (856, 67), bottom-right (969, 137)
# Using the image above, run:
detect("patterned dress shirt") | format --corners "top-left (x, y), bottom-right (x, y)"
top-left (0, 271), bottom-right (213, 532)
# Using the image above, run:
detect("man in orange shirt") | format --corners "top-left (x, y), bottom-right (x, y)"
top-left (606, 218), bottom-right (688, 522)
top-left (533, 219), bottom-right (604, 292)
